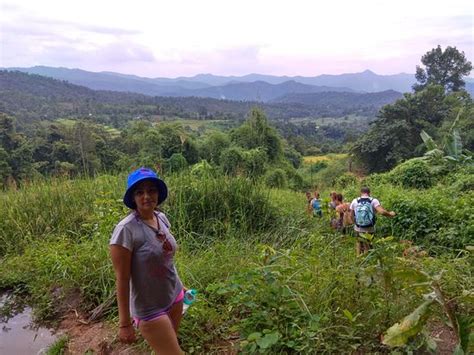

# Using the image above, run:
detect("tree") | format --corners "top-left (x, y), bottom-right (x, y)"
top-left (0, 114), bottom-right (33, 186)
top-left (200, 132), bottom-right (231, 165)
top-left (231, 108), bottom-right (282, 162)
top-left (414, 45), bottom-right (472, 93)
top-left (220, 146), bottom-right (245, 176)
top-left (351, 85), bottom-right (466, 172)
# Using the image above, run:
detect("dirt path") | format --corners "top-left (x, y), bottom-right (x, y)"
top-left (59, 312), bottom-right (147, 354)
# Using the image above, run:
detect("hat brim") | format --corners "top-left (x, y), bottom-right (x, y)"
top-left (123, 177), bottom-right (168, 209)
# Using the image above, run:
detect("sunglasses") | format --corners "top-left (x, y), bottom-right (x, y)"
top-left (155, 230), bottom-right (173, 254)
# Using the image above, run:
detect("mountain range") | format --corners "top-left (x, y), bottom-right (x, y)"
top-left (3, 66), bottom-right (411, 98)
top-left (0, 70), bottom-right (404, 125)
top-left (5, 66), bottom-right (473, 101)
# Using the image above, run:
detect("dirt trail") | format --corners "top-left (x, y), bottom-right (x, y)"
top-left (59, 312), bottom-right (146, 354)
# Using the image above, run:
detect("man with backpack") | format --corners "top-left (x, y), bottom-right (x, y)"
top-left (350, 187), bottom-right (396, 255)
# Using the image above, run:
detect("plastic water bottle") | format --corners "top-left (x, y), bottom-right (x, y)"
top-left (182, 289), bottom-right (197, 314)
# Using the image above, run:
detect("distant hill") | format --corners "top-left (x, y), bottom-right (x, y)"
top-left (273, 90), bottom-right (403, 107)
top-left (5, 66), bottom-right (212, 96)
top-left (185, 70), bottom-right (416, 93)
top-left (0, 70), bottom-right (404, 125)
top-left (166, 80), bottom-right (355, 101)
top-left (4, 66), bottom-right (419, 97)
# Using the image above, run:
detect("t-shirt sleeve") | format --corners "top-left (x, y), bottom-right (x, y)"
top-left (349, 199), bottom-right (357, 211)
top-left (158, 212), bottom-right (171, 230)
top-left (110, 224), bottom-right (134, 251)
top-left (371, 198), bottom-right (381, 209)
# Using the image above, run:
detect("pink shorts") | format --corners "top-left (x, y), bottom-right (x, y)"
top-left (133, 288), bottom-right (184, 328)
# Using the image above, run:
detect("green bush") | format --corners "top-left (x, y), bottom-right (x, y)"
top-left (312, 156), bottom-right (349, 189)
top-left (388, 159), bottom-right (433, 189)
top-left (166, 173), bottom-right (279, 243)
top-left (220, 146), bottom-right (245, 176)
top-left (447, 171), bottom-right (474, 193)
top-left (285, 169), bottom-right (305, 191)
top-left (309, 161), bottom-right (327, 173)
top-left (166, 153), bottom-right (188, 173)
top-left (265, 168), bottom-right (287, 188)
top-left (334, 172), bottom-right (358, 189)
top-left (243, 148), bottom-right (267, 178)
top-left (190, 160), bottom-right (215, 178)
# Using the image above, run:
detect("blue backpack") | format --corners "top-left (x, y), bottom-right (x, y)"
top-left (312, 198), bottom-right (321, 211)
top-left (354, 197), bottom-right (376, 228)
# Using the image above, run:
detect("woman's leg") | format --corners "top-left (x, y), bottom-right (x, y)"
top-left (168, 300), bottom-right (184, 332)
top-left (139, 315), bottom-right (183, 355)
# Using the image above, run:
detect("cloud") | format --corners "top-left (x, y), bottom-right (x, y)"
top-left (1, 0), bottom-right (472, 77)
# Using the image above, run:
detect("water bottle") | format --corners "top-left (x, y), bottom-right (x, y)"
top-left (182, 289), bottom-right (197, 314)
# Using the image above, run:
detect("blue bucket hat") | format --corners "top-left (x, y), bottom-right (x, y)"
top-left (123, 167), bottom-right (168, 209)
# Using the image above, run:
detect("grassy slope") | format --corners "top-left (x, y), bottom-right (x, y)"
top-left (0, 171), bottom-right (472, 353)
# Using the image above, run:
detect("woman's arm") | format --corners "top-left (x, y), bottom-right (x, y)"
top-left (110, 244), bottom-right (136, 343)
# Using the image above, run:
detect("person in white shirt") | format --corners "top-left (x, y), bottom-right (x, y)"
top-left (350, 187), bottom-right (395, 255)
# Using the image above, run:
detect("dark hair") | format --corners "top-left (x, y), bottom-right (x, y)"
top-left (336, 193), bottom-right (343, 202)
top-left (361, 186), bottom-right (370, 194)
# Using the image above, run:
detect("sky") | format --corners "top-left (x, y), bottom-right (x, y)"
top-left (1, 0), bottom-right (473, 78)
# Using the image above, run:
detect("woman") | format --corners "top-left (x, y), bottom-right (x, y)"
top-left (110, 167), bottom-right (184, 354)
top-left (334, 193), bottom-right (353, 232)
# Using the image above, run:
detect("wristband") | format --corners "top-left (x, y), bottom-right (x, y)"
top-left (119, 322), bottom-right (132, 328)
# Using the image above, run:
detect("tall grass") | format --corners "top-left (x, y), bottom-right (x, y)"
top-left (0, 175), bottom-right (123, 256)
top-left (0, 171), bottom-right (472, 353)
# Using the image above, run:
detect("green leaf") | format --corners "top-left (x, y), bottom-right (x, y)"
top-left (343, 309), bottom-right (354, 322)
top-left (394, 268), bottom-right (429, 284)
top-left (256, 332), bottom-right (279, 349)
top-left (247, 332), bottom-right (261, 341)
top-left (382, 299), bottom-right (434, 347)
top-left (457, 315), bottom-right (474, 353)
top-left (420, 130), bottom-right (437, 151)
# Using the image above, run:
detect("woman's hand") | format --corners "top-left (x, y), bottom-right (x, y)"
top-left (118, 324), bottom-right (136, 344)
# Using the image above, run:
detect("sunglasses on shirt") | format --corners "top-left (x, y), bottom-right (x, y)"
top-left (155, 230), bottom-right (173, 253)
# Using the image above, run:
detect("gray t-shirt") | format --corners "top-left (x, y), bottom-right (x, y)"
top-left (110, 211), bottom-right (182, 319)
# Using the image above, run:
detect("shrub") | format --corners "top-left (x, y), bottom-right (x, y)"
top-left (309, 161), bottom-right (327, 173)
top-left (286, 169), bottom-right (305, 191)
top-left (334, 172), bottom-right (358, 189)
top-left (166, 173), bottom-right (279, 243)
top-left (243, 148), bottom-right (267, 178)
top-left (265, 169), bottom-right (287, 188)
top-left (190, 160), bottom-right (215, 178)
top-left (389, 159), bottom-right (433, 189)
top-left (284, 146), bottom-right (302, 169)
top-left (447, 171), bottom-right (474, 193)
top-left (166, 153), bottom-right (188, 173)
top-left (220, 146), bottom-right (245, 176)
top-left (312, 156), bottom-right (349, 188)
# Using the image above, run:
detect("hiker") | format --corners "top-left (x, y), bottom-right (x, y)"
top-left (350, 187), bottom-right (396, 255)
top-left (334, 193), bottom-right (353, 232)
top-left (305, 191), bottom-right (313, 216)
top-left (328, 191), bottom-right (337, 210)
top-left (329, 191), bottom-right (338, 228)
top-left (110, 167), bottom-right (184, 354)
top-left (311, 192), bottom-right (323, 217)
